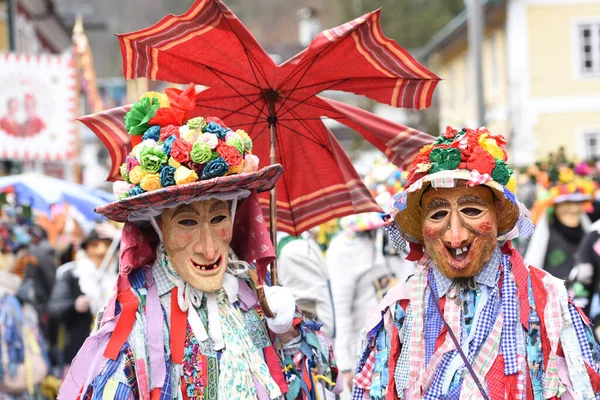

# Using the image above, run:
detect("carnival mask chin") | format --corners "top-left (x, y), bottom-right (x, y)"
top-left (162, 199), bottom-right (232, 293)
top-left (554, 201), bottom-right (585, 228)
top-left (420, 185), bottom-right (499, 279)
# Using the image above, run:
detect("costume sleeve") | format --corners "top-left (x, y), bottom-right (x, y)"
top-left (569, 230), bottom-right (600, 315)
top-left (47, 267), bottom-right (77, 320)
top-left (326, 235), bottom-right (361, 372)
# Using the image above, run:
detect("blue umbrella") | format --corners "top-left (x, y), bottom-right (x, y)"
top-left (0, 173), bottom-right (114, 222)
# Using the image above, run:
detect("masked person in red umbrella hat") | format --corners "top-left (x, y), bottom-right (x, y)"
top-left (352, 127), bottom-right (600, 399)
top-left (58, 89), bottom-right (340, 400)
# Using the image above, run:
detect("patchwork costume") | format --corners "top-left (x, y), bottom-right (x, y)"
top-left (58, 88), bottom-right (338, 400)
top-left (353, 127), bottom-right (600, 399)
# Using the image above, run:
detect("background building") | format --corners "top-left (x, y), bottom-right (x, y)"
top-left (422, 0), bottom-right (600, 167)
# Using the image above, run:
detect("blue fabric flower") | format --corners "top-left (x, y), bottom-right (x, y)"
top-left (201, 157), bottom-right (229, 180)
top-left (129, 186), bottom-right (145, 197)
top-left (160, 165), bottom-right (176, 187)
top-left (142, 125), bottom-right (161, 141)
top-left (162, 135), bottom-right (177, 157)
top-left (205, 122), bottom-right (227, 139)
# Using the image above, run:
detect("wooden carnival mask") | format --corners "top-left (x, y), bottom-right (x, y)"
top-left (554, 201), bottom-right (585, 228)
top-left (162, 198), bottom-right (232, 292)
top-left (420, 185), bottom-right (499, 279)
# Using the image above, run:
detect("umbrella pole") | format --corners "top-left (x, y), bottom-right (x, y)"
top-left (267, 97), bottom-right (278, 287)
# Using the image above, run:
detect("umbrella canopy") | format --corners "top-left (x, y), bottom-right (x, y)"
top-left (84, 0), bottom-right (438, 235)
top-left (0, 173), bottom-right (114, 222)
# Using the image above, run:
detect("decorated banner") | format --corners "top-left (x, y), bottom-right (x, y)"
top-left (0, 53), bottom-right (77, 161)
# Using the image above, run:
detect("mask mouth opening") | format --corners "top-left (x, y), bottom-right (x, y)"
top-left (191, 255), bottom-right (222, 272)
top-left (446, 244), bottom-right (471, 261)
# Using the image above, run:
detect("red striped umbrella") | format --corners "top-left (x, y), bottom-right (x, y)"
top-left (83, 0), bottom-right (439, 266)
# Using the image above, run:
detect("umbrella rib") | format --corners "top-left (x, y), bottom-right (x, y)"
top-left (273, 127), bottom-right (300, 234)
top-left (251, 123), bottom-right (270, 142)
top-left (275, 53), bottom-right (319, 94)
top-left (275, 55), bottom-right (320, 116)
top-left (221, 96), bottom-right (268, 126)
top-left (279, 104), bottom-right (332, 149)
top-left (207, 66), bottom-right (269, 118)
top-left (199, 104), bottom-right (263, 119)
top-left (278, 96), bottom-right (348, 115)
top-left (281, 78), bottom-right (348, 93)
top-left (276, 120), bottom-right (329, 151)
top-left (278, 78), bottom-right (350, 120)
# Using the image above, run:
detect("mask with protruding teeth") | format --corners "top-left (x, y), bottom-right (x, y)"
top-left (453, 246), bottom-right (469, 256)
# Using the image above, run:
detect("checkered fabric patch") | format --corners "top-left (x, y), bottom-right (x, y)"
top-left (501, 254), bottom-right (519, 375)
top-left (568, 302), bottom-right (595, 367)
top-left (384, 221), bottom-right (407, 251)
top-left (353, 350), bottom-right (376, 390)
top-left (467, 170), bottom-right (492, 187)
top-left (430, 172), bottom-right (457, 189)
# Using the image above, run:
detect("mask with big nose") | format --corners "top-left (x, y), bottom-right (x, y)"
top-left (162, 198), bottom-right (233, 292)
top-left (420, 184), bottom-right (499, 279)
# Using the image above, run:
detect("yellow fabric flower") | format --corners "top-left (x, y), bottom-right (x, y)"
top-left (168, 157), bottom-right (181, 169)
top-left (559, 168), bottom-right (574, 184)
top-left (140, 91), bottom-right (170, 108)
top-left (550, 187), bottom-right (560, 197)
top-left (505, 175), bottom-right (517, 193)
top-left (175, 166), bottom-right (199, 185)
top-left (479, 136), bottom-right (504, 161)
top-left (129, 166), bottom-right (144, 185)
top-left (226, 161), bottom-right (244, 175)
top-left (140, 173), bottom-right (162, 191)
top-left (420, 144), bottom-right (434, 154)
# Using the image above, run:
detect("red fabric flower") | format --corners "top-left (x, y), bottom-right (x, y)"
top-left (159, 125), bottom-right (180, 142)
top-left (466, 146), bottom-right (495, 175)
top-left (170, 139), bottom-right (193, 163)
top-left (206, 116), bottom-right (225, 127)
top-left (150, 107), bottom-right (186, 127)
top-left (165, 83), bottom-right (196, 111)
top-left (443, 126), bottom-right (458, 139)
top-left (477, 127), bottom-right (507, 148)
top-left (216, 143), bottom-right (243, 166)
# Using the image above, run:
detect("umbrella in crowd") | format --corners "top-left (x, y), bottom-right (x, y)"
top-left (0, 173), bottom-right (114, 222)
top-left (81, 0), bottom-right (438, 240)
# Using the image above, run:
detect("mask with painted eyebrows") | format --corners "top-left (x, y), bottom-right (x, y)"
top-left (161, 199), bottom-right (232, 292)
top-left (420, 185), bottom-right (499, 279)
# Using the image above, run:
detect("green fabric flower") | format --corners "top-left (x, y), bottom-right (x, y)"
top-left (190, 142), bottom-right (212, 164)
top-left (429, 147), bottom-right (461, 174)
top-left (226, 136), bottom-right (244, 155)
top-left (140, 146), bottom-right (167, 173)
top-left (120, 163), bottom-right (130, 183)
top-left (118, 192), bottom-right (130, 200)
top-left (187, 117), bottom-right (207, 131)
top-left (491, 160), bottom-right (513, 185)
top-left (124, 97), bottom-right (159, 135)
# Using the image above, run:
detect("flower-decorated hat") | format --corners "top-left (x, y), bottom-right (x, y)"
top-left (96, 84), bottom-right (282, 222)
top-left (389, 126), bottom-right (524, 243)
top-left (340, 158), bottom-right (407, 232)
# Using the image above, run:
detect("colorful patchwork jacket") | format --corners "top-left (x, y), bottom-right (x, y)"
top-left (353, 242), bottom-right (600, 400)
top-left (58, 257), bottom-right (338, 400)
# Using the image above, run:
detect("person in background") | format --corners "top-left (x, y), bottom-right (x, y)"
top-left (48, 223), bottom-right (118, 374)
top-left (277, 229), bottom-right (335, 338)
top-left (327, 159), bottom-right (415, 392)
top-left (525, 162), bottom-right (595, 281)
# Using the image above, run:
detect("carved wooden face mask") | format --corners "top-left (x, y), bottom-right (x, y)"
top-left (554, 201), bottom-right (585, 228)
top-left (420, 185), bottom-right (499, 279)
top-left (162, 199), bottom-right (233, 292)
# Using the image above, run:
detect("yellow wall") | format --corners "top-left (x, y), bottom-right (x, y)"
top-left (528, 3), bottom-right (600, 97)
top-left (533, 111), bottom-right (600, 160)
top-left (0, 2), bottom-right (8, 51)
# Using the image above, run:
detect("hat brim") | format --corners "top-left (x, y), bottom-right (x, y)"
top-left (96, 164), bottom-right (283, 222)
top-left (395, 170), bottom-right (519, 242)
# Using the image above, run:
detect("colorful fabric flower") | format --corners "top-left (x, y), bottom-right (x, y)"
top-left (126, 155), bottom-right (140, 173)
top-left (128, 166), bottom-right (145, 185)
top-left (227, 161), bottom-right (244, 175)
top-left (170, 139), bottom-right (193, 164)
top-left (190, 142), bottom-right (213, 164)
top-left (142, 125), bottom-right (161, 142)
top-left (140, 146), bottom-right (167, 173)
top-left (174, 166), bottom-right (199, 185)
top-left (113, 180), bottom-right (134, 198)
top-left (506, 175), bottom-right (517, 193)
top-left (559, 167), bottom-right (575, 184)
top-left (140, 173), bottom-right (162, 191)
top-left (187, 117), bottom-right (206, 131)
top-left (201, 157), bottom-right (229, 180)
top-left (226, 135), bottom-right (244, 155)
top-left (164, 83), bottom-right (196, 111)
top-left (140, 91), bottom-right (170, 108)
top-left (159, 125), bottom-right (180, 142)
top-left (162, 135), bottom-right (177, 157)
top-left (216, 143), bottom-right (243, 167)
top-left (205, 122), bottom-right (227, 139)
top-left (243, 154), bottom-right (259, 173)
top-left (160, 165), bottom-right (176, 187)
top-left (491, 160), bottom-right (513, 186)
top-left (205, 116), bottom-right (225, 126)
top-left (150, 107), bottom-right (186, 127)
top-left (120, 164), bottom-right (130, 183)
top-left (466, 146), bottom-right (495, 176)
top-left (429, 147), bottom-right (461, 173)
top-left (168, 157), bottom-right (181, 169)
top-left (124, 97), bottom-right (159, 135)
top-left (129, 186), bottom-right (145, 196)
top-left (197, 133), bottom-right (218, 149)
top-left (236, 129), bottom-right (253, 152)
top-left (479, 134), bottom-right (505, 161)
top-left (179, 125), bottom-right (199, 144)
top-left (443, 126), bottom-right (458, 140)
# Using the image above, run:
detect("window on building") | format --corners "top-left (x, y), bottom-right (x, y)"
top-left (577, 22), bottom-right (600, 77)
top-left (583, 131), bottom-right (600, 160)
